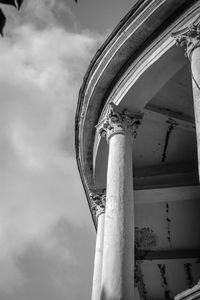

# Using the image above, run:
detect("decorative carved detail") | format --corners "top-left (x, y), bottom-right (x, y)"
top-left (96, 103), bottom-right (143, 142)
top-left (89, 191), bottom-right (106, 219)
top-left (171, 15), bottom-right (200, 59)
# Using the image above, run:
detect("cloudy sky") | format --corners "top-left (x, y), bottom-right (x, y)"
top-left (0, 1), bottom-right (135, 299)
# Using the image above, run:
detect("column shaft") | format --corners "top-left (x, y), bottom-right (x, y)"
top-left (191, 47), bottom-right (200, 177)
top-left (100, 132), bottom-right (134, 299)
top-left (91, 212), bottom-right (105, 300)
top-left (171, 18), bottom-right (200, 178)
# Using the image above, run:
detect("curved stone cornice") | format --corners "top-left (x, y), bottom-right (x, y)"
top-left (75, 0), bottom-right (198, 226)
top-left (89, 191), bottom-right (106, 219)
top-left (96, 103), bottom-right (143, 142)
top-left (172, 15), bottom-right (200, 59)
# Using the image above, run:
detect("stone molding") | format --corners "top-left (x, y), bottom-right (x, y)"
top-left (172, 15), bottom-right (200, 59)
top-left (89, 191), bottom-right (106, 219)
top-left (175, 281), bottom-right (200, 300)
top-left (96, 103), bottom-right (143, 143)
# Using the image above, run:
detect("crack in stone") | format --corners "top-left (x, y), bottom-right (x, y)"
top-left (162, 122), bottom-right (176, 162)
top-left (184, 263), bottom-right (194, 288)
top-left (166, 203), bottom-right (172, 248)
top-left (158, 264), bottom-right (171, 300)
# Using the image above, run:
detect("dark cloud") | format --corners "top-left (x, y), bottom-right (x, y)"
top-left (0, 219), bottom-right (95, 300)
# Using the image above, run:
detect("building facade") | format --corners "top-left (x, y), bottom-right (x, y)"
top-left (75, 1), bottom-right (200, 299)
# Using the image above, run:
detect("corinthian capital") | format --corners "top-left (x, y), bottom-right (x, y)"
top-left (89, 190), bottom-right (106, 219)
top-left (171, 15), bottom-right (200, 59)
top-left (96, 103), bottom-right (143, 142)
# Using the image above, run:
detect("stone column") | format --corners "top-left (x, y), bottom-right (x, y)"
top-left (172, 15), bottom-right (200, 177)
top-left (96, 103), bottom-right (143, 300)
top-left (90, 191), bottom-right (106, 300)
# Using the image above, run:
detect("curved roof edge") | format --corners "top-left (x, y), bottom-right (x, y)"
top-left (75, 0), bottom-right (198, 227)
top-left (75, 0), bottom-right (149, 159)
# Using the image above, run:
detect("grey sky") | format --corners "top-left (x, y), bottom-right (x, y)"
top-left (0, 1), bottom-right (136, 299)
top-left (71, 0), bottom-right (134, 33)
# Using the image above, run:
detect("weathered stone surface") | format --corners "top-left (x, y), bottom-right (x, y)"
top-left (100, 109), bottom-right (135, 299)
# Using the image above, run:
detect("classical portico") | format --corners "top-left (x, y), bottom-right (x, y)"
top-left (75, 1), bottom-right (200, 299)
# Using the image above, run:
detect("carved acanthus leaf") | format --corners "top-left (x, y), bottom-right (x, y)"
top-left (96, 103), bottom-right (143, 142)
top-left (89, 191), bottom-right (106, 218)
top-left (171, 15), bottom-right (200, 59)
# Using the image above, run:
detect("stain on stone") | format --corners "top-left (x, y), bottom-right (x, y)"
top-left (162, 120), bottom-right (176, 162)
top-left (167, 236), bottom-right (171, 246)
top-left (133, 120), bottom-right (142, 139)
top-left (135, 227), bottom-right (157, 250)
top-left (158, 264), bottom-right (167, 285)
top-left (134, 262), bottom-right (140, 286)
top-left (134, 120), bottom-right (142, 127)
top-left (158, 264), bottom-right (171, 300)
top-left (165, 203), bottom-right (172, 248)
top-left (184, 263), bottom-right (194, 288)
top-left (164, 290), bottom-right (171, 300)
top-left (135, 262), bottom-right (147, 300)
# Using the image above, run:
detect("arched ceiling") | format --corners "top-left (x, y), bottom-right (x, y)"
top-left (94, 47), bottom-right (198, 190)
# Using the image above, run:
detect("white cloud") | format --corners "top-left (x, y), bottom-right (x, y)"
top-left (0, 5), bottom-right (101, 293)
